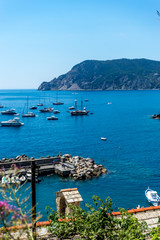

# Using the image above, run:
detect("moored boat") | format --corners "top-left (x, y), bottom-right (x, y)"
top-left (1, 109), bottom-right (17, 115)
top-left (53, 110), bottom-right (60, 114)
top-left (151, 114), bottom-right (160, 119)
top-left (47, 115), bottom-right (58, 120)
top-left (1, 175), bottom-right (26, 184)
top-left (101, 137), bottom-right (107, 141)
top-left (39, 107), bottom-right (53, 113)
top-left (22, 97), bottom-right (36, 117)
top-left (70, 99), bottom-right (89, 116)
top-left (53, 92), bottom-right (64, 105)
top-left (22, 112), bottom-right (35, 117)
top-left (0, 118), bottom-right (24, 127)
top-left (145, 187), bottom-right (160, 206)
top-left (69, 106), bottom-right (75, 110)
top-left (53, 102), bottom-right (64, 105)
top-left (30, 106), bottom-right (37, 110)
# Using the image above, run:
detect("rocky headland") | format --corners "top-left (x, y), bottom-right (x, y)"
top-left (38, 58), bottom-right (160, 91)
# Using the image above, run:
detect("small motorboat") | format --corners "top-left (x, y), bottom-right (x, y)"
top-left (151, 114), bottom-right (160, 119)
top-left (30, 106), bottom-right (37, 110)
top-left (1, 175), bottom-right (21, 184)
top-left (0, 118), bottom-right (24, 127)
top-left (101, 137), bottom-right (107, 141)
top-left (53, 102), bottom-right (64, 105)
top-left (145, 187), bottom-right (160, 206)
top-left (69, 106), bottom-right (75, 110)
top-left (53, 110), bottom-right (60, 114)
top-left (47, 115), bottom-right (58, 120)
top-left (22, 112), bottom-right (35, 117)
top-left (37, 103), bottom-right (43, 106)
top-left (39, 107), bottom-right (53, 113)
top-left (1, 109), bottom-right (17, 115)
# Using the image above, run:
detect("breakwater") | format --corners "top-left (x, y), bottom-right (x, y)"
top-left (0, 154), bottom-right (107, 180)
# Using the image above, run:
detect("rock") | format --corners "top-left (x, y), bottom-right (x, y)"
top-left (102, 168), bottom-right (107, 173)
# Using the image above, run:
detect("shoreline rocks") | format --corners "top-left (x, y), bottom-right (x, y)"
top-left (61, 155), bottom-right (107, 180)
top-left (0, 154), bottom-right (107, 181)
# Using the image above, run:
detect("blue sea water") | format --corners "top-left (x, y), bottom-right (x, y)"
top-left (1, 89), bottom-right (160, 220)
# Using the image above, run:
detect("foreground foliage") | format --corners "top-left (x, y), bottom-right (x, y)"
top-left (47, 196), bottom-right (149, 240)
top-left (0, 166), bottom-right (40, 240)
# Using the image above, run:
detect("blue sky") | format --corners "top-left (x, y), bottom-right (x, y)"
top-left (0, 0), bottom-right (160, 89)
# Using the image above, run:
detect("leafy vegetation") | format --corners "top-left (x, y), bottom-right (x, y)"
top-left (47, 196), bottom-right (149, 240)
top-left (0, 166), bottom-right (41, 240)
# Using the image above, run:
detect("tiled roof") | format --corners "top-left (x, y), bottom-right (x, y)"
top-left (113, 205), bottom-right (160, 229)
top-left (60, 188), bottom-right (83, 203)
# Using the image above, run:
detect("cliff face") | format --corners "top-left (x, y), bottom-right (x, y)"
top-left (38, 58), bottom-right (160, 90)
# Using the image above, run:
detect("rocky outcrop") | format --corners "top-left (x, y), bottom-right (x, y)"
top-left (38, 58), bottom-right (160, 91)
top-left (61, 155), bottom-right (107, 180)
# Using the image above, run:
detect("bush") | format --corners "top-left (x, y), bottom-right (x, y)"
top-left (47, 196), bottom-right (149, 240)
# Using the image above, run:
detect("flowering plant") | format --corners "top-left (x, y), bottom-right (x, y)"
top-left (0, 166), bottom-right (36, 240)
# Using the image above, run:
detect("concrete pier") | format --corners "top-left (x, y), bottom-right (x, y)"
top-left (0, 154), bottom-right (107, 180)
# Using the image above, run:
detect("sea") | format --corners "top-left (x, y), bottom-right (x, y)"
top-left (0, 89), bottom-right (160, 220)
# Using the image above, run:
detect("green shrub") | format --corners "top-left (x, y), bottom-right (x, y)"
top-left (47, 196), bottom-right (149, 240)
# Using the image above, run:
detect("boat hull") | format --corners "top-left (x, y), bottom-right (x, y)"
top-left (22, 114), bottom-right (35, 117)
top-left (1, 123), bottom-right (23, 127)
top-left (53, 102), bottom-right (64, 105)
top-left (71, 110), bottom-right (89, 116)
top-left (145, 189), bottom-right (160, 206)
top-left (1, 112), bottom-right (16, 115)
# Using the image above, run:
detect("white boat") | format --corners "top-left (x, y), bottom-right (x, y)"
top-left (22, 112), bottom-right (35, 117)
top-left (145, 187), bottom-right (160, 206)
top-left (30, 106), bottom-right (37, 110)
top-left (53, 110), bottom-right (60, 114)
top-left (39, 107), bottom-right (53, 113)
top-left (70, 99), bottom-right (89, 116)
top-left (22, 97), bottom-right (36, 117)
top-left (101, 137), bottom-right (107, 141)
top-left (1, 109), bottom-right (17, 115)
top-left (69, 106), bottom-right (75, 110)
top-left (1, 175), bottom-right (23, 184)
top-left (53, 92), bottom-right (64, 105)
top-left (0, 118), bottom-right (24, 127)
top-left (47, 115), bottom-right (58, 120)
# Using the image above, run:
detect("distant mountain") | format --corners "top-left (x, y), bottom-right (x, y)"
top-left (38, 58), bottom-right (160, 90)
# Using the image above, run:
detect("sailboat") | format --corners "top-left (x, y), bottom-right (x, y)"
top-left (53, 92), bottom-right (64, 105)
top-left (22, 97), bottom-right (36, 117)
top-left (39, 95), bottom-right (53, 112)
top-left (70, 99), bottom-right (89, 116)
top-left (37, 97), bottom-right (43, 106)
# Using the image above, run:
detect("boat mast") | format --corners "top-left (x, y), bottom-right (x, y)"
top-left (75, 99), bottom-right (77, 111)
top-left (81, 97), bottom-right (83, 111)
top-left (27, 96), bottom-right (29, 113)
